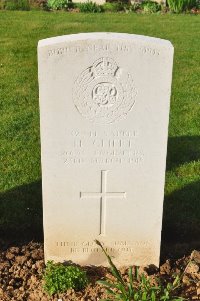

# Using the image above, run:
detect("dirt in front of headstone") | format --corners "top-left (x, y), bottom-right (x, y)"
top-left (0, 242), bottom-right (200, 301)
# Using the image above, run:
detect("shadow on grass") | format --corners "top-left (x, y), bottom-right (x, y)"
top-left (166, 136), bottom-right (200, 170)
top-left (160, 135), bottom-right (200, 259)
top-left (0, 180), bottom-right (43, 249)
top-left (161, 179), bottom-right (200, 261)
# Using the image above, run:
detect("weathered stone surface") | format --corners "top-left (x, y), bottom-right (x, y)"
top-left (38, 32), bottom-right (174, 267)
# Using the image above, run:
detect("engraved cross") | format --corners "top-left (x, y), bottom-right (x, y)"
top-left (80, 170), bottom-right (126, 236)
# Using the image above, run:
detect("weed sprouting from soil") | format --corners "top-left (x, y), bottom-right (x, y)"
top-left (95, 239), bottom-right (186, 301)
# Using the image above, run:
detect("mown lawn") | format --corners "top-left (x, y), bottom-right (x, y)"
top-left (0, 11), bottom-right (200, 258)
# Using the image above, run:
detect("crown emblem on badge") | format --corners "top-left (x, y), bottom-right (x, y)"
top-left (93, 57), bottom-right (118, 77)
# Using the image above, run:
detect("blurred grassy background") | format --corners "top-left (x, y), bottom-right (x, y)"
top-left (0, 11), bottom-right (200, 259)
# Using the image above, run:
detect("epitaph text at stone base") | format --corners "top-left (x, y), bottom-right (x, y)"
top-left (38, 33), bottom-right (174, 267)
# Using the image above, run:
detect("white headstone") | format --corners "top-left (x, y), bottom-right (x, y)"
top-left (38, 33), bottom-right (173, 267)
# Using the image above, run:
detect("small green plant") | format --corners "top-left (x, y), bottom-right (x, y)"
top-left (102, 1), bottom-right (125, 12)
top-left (167, 0), bottom-right (197, 12)
top-left (141, 0), bottom-right (161, 13)
top-left (95, 240), bottom-right (185, 301)
top-left (3, 0), bottom-right (30, 10)
top-left (47, 0), bottom-right (68, 9)
top-left (43, 260), bottom-right (88, 295)
top-left (77, 1), bottom-right (103, 12)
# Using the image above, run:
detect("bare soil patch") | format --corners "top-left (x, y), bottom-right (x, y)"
top-left (0, 242), bottom-right (200, 300)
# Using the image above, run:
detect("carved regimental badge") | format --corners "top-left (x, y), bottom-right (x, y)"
top-left (73, 57), bottom-right (137, 124)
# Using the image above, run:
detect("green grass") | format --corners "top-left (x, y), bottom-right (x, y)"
top-left (0, 11), bottom-right (200, 257)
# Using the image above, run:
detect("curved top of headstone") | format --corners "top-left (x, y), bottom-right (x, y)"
top-left (38, 32), bottom-right (173, 49)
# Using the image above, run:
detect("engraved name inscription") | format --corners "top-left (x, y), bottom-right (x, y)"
top-left (61, 129), bottom-right (144, 166)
